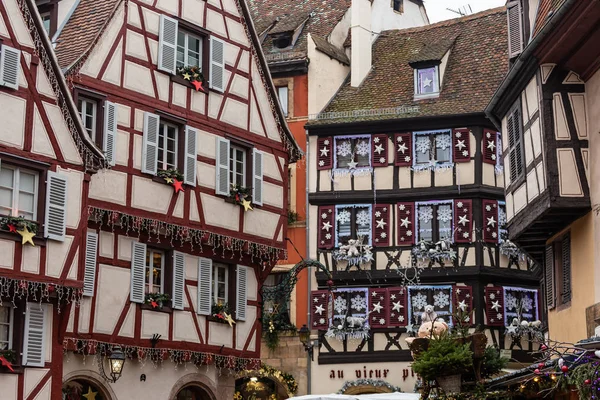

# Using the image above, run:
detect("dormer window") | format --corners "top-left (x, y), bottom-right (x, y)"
top-left (272, 33), bottom-right (293, 49)
top-left (392, 0), bottom-right (403, 13)
top-left (414, 66), bottom-right (439, 97)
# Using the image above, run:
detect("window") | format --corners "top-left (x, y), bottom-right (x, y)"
top-left (414, 131), bottom-right (452, 165)
top-left (416, 201), bottom-right (453, 242)
top-left (334, 136), bottom-right (371, 169)
top-left (408, 285), bottom-right (453, 325)
top-left (506, 103), bottom-right (524, 182)
top-left (40, 12), bottom-right (51, 35)
top-left (157, 122), bottom-right (178, 171)
top-left (0, 305), bottom-right (13, 351)
top-left (0, 165), bottom-right (39, 221)
top-left (177, 30), bottom-right (203, 69)
top-left (78, 98), bottom-right (97, 142)
top-left (545, 234), bottom-right (571, 309)
top-left (392, 0), bottom-right (403, 12)
top-left (145, 249), bottom-right (164, 294)
top-left (229, 145), bottom-right (247, 187)
top-left (175, 386), bottom-right (212, 400)
top-left (277, 86), bottom-right (289, 117)
top-left (35, 0), bottom-right (57, 38)
top-left (503, 287), bottom-right (539, 323)
top-left (335, 205), bottom-right (372, 245)
top-left (212, 263), bottom-right (228, 305)
top-left (414, 66), bottom-right (439, 96)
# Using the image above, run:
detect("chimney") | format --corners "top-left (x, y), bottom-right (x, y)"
top-left (351, 0), bottom-right (372, 87)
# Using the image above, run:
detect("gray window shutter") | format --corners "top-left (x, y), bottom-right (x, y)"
top-left (83, 231), bottom-right (98, 297)
top-left (103, 101), bottom-right (117, 166)
top-left (184, 126), bottom-right (198, 186)
top-left (142, 112), bottom-right (160, 175)
top-left (22, 303), bottom-right (47, 367)
top-left (507, 105), bottom-right (524, 182)
top-left (209, 36), bottom-right (225, 92)
top-left (507, 1), bottom-right (523, 58)
top-left (236, 265), bottom-right (248, 321)
top-left (252, 149), bottom-right (263, 206)
top-left (44, 171), bottom-right (68, 241)
top-left (215, 137), bottom-right (230, 195)
top-left (172, 251), bottom-right (185, 310)
top-left (561, 234), bottom-right (571, 304)
top-left (545, 244), bottom-right (555, 310)
top-left (197, 258), bottom-right (213, 315)
top-left (0, 45), bottom-right (21, 89)
top-left (158, 14), bottom-right (178, 74)
top-left (130, 242), bottom-right (147, 303)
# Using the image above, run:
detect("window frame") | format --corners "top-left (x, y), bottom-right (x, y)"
top-left (391, 0), bottom-right (403, 13)
top-left (73, 88), bottom-right (106, 149)
top-left (157, 121), bottom-right (179, 171)
top-left (413, 65), bottom-right (440, 98)
top-left (176, 29), bottom-right (204, 70)
top-left (212, 263), bottom-right (229, 306)
top-left (276, 86), bottom-right (289, 117)
top-left (333, 136), bottom-right (372, 170)
top-left (229, 144), bottom-right (247, 188)
top-left (78, 98), bottom-right (98, 142)
top-left (171, 20), bottom-right (210, 77)
top-left (0, 305), bottom-right (14, 351)
top-left (334, 204), bottom-right (372, 246)
top-left (413, 130), bottom-right (454, 168)
top-left (35, 0), bottom-right (59, 38)
top-left (416, 201), bottom-right (454, 243)
top-left (145, 248), bottom-right (166, 294)
top-left (224, 135), bottom-right (254, 190)
top-left (0, 164), bottom-right (40, 222)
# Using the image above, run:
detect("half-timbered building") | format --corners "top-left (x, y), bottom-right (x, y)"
top-left (0, 0), bottom-right (107, 398)
top-left (49, 0), bottom-right (299, 398)
top-left (486, 0), bottom-right (600, 345)
top-left (305, 8), bottom-right (541, 394)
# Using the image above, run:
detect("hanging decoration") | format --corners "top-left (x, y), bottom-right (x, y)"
top-left (337, 379), bottom-right (401, 394)
top-left (236, 364), bottom-right (299, 396)
top-left (0, 276), bottom-right (82, 312)
top-left (229, 184), bottom-right (254, 212)
top-left (499, 240), bottom-right (526, 261)
top-left (157, 169), bottom-right (185, 193)
top-left (332, 235), bottom-right (373, 267)
top-left (87, 207), bottom-right (284, 262)
top-left (177, 65), bottom-right (207, 92)
top-left (412, 239), bottom-right (456, 265)
top-left (326, 288), bottom-right (370, 341)
top-left (144, 293), bottom-right (170, 309)
top-left (0, 216), bottom-right (38, 245)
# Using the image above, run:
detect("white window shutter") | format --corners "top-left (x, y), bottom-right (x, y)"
top-left (103, 101), bottom-right (117, 166)
top-left (252, 149), bottom-right (263, 206)
top-left (209, 36), bottom-right (225, 92)
top-left (184, 126), bottom-right (198, 186)
top-left (142, 112), bottom-right (160, 175)
top-left (236, 265), bottom-right (248, 321)
top-left (507, 1), bottom-right (523, 58)
top-left (44, 171), bottom-right (68, 241)
top-left (83, 231), bottom-right (98, 297)
top-left (0, 45), bottom-right (21, 89)
top-left (215, 137), bottom-right (230, 195)
top-left (172, 251), bottom-right (185, 310)
top-left (130, 241), bottom-right (147, 303)
top-left (22, 303), bottom-right (47, 367)
top-left (158, 15), bottom-right (178, 74)
top-left (197, 258), bottom-right (213, 315)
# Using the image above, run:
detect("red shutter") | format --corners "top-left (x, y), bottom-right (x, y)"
top-left (485, 286), bottom-right (504, 327)
top-left (452, 128), bottom-right (470, 162)
top-left (394, 133), bottom-right (412, 167)
top-left (311, 290), bottom-right (330, 329)
top-left (453, 285), bottom-right (473, 325)
top-left (454, 200), bottom-right (472, 243)
top-left (317, 137), bottom-right (333, 170)
top-left (483, 200), bottom-right (499, 243)
top-left (372, 204), bottom-right (390, 247)
top-left (318, 206), bottom-right (335, 249)
top-left (369, 288), bottom-right (389, 328)
top-left (387, 287), bottom-right (408, 327)
top-left (397, 202), bottom-right (415, 246)
top-left (483, 129), bottom-right (498, 165)
top-left (372, 134), bottom-right (389, 167)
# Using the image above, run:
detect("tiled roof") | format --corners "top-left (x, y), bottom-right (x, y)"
top-left (533, 0), bottom-right (567, 37)
top-left (54, 0), bottom-right (120, 71)
top-left (248, 0), bottom-right (351, 60)
top-left (312, 35), bottom-right (350, 65)
top-left (309, 7), bottom-right (508, 125)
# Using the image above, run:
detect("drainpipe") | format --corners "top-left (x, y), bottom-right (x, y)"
top-left (305, 128), bottom-right (312, 395)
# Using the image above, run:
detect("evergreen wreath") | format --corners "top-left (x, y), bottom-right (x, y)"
top-left (0, 215), bottom-right (38, 234)
top-left (157, 168), bottom-right (184, 181)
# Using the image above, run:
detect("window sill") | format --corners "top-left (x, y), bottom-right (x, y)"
top-left (207, 315), bottom-right (237, 324)
top-left (0, 230), bottom-right (46, 246)
top-left (413, 93), bottom-right (440, 100)
top-left (170, 74), bottom-right (209, 94)
top-left (140, 303), bottom-right (173, 314)
top-left (0, 364), bottom-right (23, 374)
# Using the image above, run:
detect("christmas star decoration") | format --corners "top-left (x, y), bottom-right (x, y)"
top-left (400, 217), bottom-right (411, 228)
top-left (398, 143), bottom-right (408, 153)
top-left (458, 215), bottom-right (469, 226)
top-left (320, 147), bottom-right (329, 157)
top-left (390, 294), bottom-right (396, 300)
top-left (191, 80), bottom-right (204, 91)
top-left (17, 227), bottom-right (35, 246)
top-left (223, 312), bottom-right (236, 327)
top-left (491, 300), bottom-right (501, 311)
top-left (374, 144), bottom-right (384, 154)
top-left (487, 216), bottom-right (497, 227)
top-left (506, 325), bottom-right (517, 335)
top-left (322, 221), bottom-right (332, 231)
top-left (241, 199), bottom-right (253, 212)
top-left (0, 356), bottom-right (14, 372)
top-left (83, 387), bottom-right (98, 400)
top-left (392, 301), bottom-right (403, 312)
top-left (376, 219), bottom-right (387, 229)
top-left (423, 77), bottom-right (432, 87)
top-left (455, 139), bottom-right (466, 150)
top-left (347, 159), bottom-right (358, 169)
top-left (151, 301), bottom-right (159, 308)
top-left (182, 72), bottom-right (191, 80)
top-left (458, 300), bottom-right (467, 311)
top-left (372, 302), bottom-right (383, 313)
top-left (172, 179), bottom-right (184, 193)
top-left (406, 323), bottom-right (414, 332)
top-left (164, 177), bottom-right (174, 184)
top-left (7, 224), bottom-right (17, 233)
top-left (487, 140), bottom-right (496, 151)
top-left (315, 304), bottom-right (324, 315)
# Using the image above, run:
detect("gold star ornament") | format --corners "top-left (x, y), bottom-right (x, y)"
top-left (17, 227), bottom-right (35, 246)
top-left (223, 312), bottom-right (236, 327)
top-left (241, 199), bottom-right (253, 212)
top-left (182, 72), bottom-right (191, 80)
top-left (83, 387), bottom-right (98, 400)
top-left (164, 177), bottom-right (174, 184)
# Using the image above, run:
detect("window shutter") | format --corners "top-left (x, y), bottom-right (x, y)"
top-left (508, 104), bottom-right (524, 182)
top-left (561, 235), bottom-right (571, 304)
top-left (387, 287), bottom-right (408, 327)
top-left (482, 200), bottom-right (499, 243)
top-left (209, 36), bottom-right (225, 92)
top-left (397, 202), bottom-right (415, 245)
top-left (545, 244), bottom-right (555, 309)
top-left (22, 303), bottom-right (47, 367)
top-left (311, 290), bottom-right (329, 329)
top-left (0, 45), bottom-right (21, 89)
top-left (44, 171), bottom-right (68, 241)
top-left (83, 231), bottom-right (98, 297)
top-left (130, 241), bottom-right (146, 303)
top-left (485, 286), bottom-right (504, 326)
top-left (371, 134), bottom-right (389, 167)
top-left (452, 128), bottom-right (470, 162)
top-left (252, 149), bottom-right (263, 206)
top-left (142, 112), bottom-right (160, 175)
top-left (184, 126), bottom-right (198, 186)
top-left (317, 206), bottom-right (335, 249)
top-left (394, 133), bottom-right (412, 167)
top-left (453, 285), bottom-right (473, 325)
top-left (197, 258), bottom-right (213, 315)
top-left (172, 251), bottom-right (185, 310)
top-left (236, 265), bottom-right (248, 321)
top-left (483, 129), bottom-right (498, 165)
top-left (215, 137), bottom-right (230, 195)
top-left (317, 137), bottom-right (333, 170)
top-left (507, 1), bottom-right (523, 58)
top-left (454, 200), bottom-right (472, 243)
top-left (372, 204), bottom-right (390, 247)
top-left (369, 288), bottom-right (389, 328)
top-left (103, 101), bottom-right (117, 166)
top-left (158, 14), bottom-right (178, 74)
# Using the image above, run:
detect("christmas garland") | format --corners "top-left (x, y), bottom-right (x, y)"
top-left (229, 184), bottom-right (253, 211)
top-left (251, 364), bottom-right (298, 395)
top-left (0, 276), bottom-right (83, 312)
top-left (0, 216), bottom-right (38, 234)
top-left (177, 65), bottom-right (207, 92)
top-left (337, 379), bottom-right (401, 394)
top-left (144, 293), bottom-right (170, 309)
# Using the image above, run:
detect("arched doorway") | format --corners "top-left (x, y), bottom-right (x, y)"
top-left (175, 385), bottom-right (213, 400)
top-left (63, 378), bottom-right (111, 400)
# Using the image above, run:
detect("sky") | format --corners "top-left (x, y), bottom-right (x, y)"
top-left (425, 0), bottom-right (506, 23)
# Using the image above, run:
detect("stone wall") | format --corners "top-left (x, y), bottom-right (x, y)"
top-left (261, 333), bottom-right (309, 396)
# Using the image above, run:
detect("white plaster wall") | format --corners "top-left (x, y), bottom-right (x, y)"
top-left (370, 0), bottom-right (428, 36)
top-left (329, 8), bottom-right (351, 48)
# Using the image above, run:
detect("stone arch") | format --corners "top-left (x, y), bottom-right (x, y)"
top-left (63, 370), bottom-right (116, 400)
top-left (168, 373), bottom-right (218, 400)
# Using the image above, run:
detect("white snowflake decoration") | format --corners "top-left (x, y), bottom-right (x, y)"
top-left (437, 205), bottom-right (453, 223)
top-left (418, 206), bottom-right (434, 224)
top-left (381, 232), bottom-right (387, 238)
top-left (355, 140), bottom-right (370, 157)
top-left (521, 295), bottom-right (533, 312)
top-left (416, 136), bottom-right (431, 154)
top-left (398, 315), bottom-right (405, 322)
top-left (356, 210), bottom-right (370, 226)
top-left (351, 294), bottom-right (367, 311)
top-left (336, 140), bottom-right (352, 157)
top-left (336, 209), bottom-right (351, 224)
top-left (373, 137), bottom-right (380, 143)
top-left (505, 293), bottom-right (517, 311)
top-left (436, 134), bottom-right (452, 150)
top-left (319, 318), bottom-right (325, 324)
top-left (496, 313), bottom-right (502, 320)
top-left (433, 291), bottom-right (450, 308)
top-left (321, 213), bottom-right (328, 219)
top-left (379, 157), bottom-right (386, 163)
top-left (411, 292), bottom-right (428, 311)
top-left (455, 132), bottom-right (462, 138)
top-left (486, 205), bottom-right (491, 212)
top-left (319, 160), bottom-right (324, 167)
top-left (334, 297), bottom-right (348, 314)
top-left (489, 293), bottom-right (496, 300)
top-left (498, 207), bottom-right (507, 226)
top-left (462, 150), bottom-right (469, 157)
top-left (404, 156), bottom-right (411, 162)
top-left (324, 140), bottom-right (330, 145)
